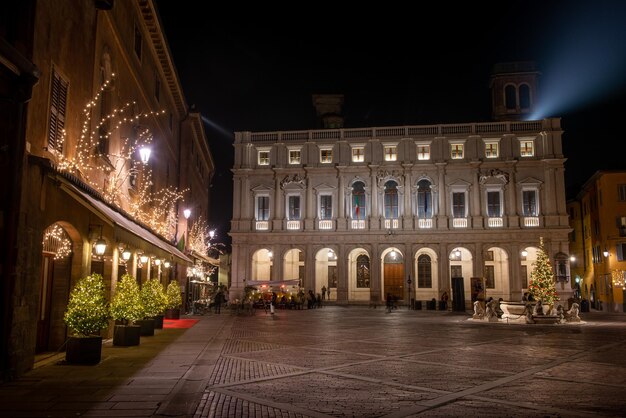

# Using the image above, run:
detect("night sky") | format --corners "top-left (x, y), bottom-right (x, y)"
top-left (155, 1), bottom-right (626, 238)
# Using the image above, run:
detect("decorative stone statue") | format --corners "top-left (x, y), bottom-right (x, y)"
top-left (564, 302), bottom-right (581, 322)
top-left (556, 305), bottom-right (566, 324)
top-left (485, 299), bottom-right (499, 322)
top-left (523, 303), bottom-right (535, 324)
top-left (473, 300), bottom-right (485, 319)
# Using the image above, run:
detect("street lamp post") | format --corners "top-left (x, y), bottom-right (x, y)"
top-left (407, 275), bottom-right (412, 310)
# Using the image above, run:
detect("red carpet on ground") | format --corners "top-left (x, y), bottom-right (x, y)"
top-left (163, 319), bottom-right (199, 329)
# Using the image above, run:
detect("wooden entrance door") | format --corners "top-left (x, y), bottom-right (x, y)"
top-left (384, 263), bottom-right (404, 300)
top-left (36, 254), bottom-right (54, 352)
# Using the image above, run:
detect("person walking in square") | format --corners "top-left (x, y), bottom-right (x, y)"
top-left (322, 286), bottom-right (327, 300)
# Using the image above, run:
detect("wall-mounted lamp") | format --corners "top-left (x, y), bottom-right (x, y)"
top-left (603, 249), bottom-right (610, 258)
top-left (454, 248), bottom-right (461, 258)
top-left (139, 146), bottom-right (152, 164)
top-left (122, 249), bottom-right (132, 261)
top-left (90, 225), bottom-right (107, 256)
top-left (164, 261), bottom-right (171, 268)
top-left (390, 250), bottom-right (397, 259)
top-left (328, 249), bottom-right (334, 259)
top-left (183, 209), bottom-right (191, 219)
top-left (521, 250), bottom-right (528, 257)
top-left (267, 250), bottom-right (273, 259)
top-left (140, 254), bottom-right (149, 264)
top-left (154, 258), bottom-right (161, 266)
top-left (209, 229), bottom-right (215, 239)
top-left (570, 255), bottom-right (576, 262)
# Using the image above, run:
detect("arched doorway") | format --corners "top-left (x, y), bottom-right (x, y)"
top-left (315, 248), bottom-right (336, 299)
top-left (382, 248), bottom-right (404, 301)
top-left (38, 223), bottom-right (74, 353)
top-left (348, 248), bottom-right (370, 302)
top-left (283, 248), bottom-right (304, 284)
top-left (251, 248), bottom-right (273, 281)
top-left (483, 247), bottom-right (510, 301)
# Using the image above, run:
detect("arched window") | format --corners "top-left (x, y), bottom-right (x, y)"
top-left (356, 254), bottom-right (370, 288)
top-left (417, 179), bottom-right (432, 218)
top-left (519, 84), bottom-right (531, 109)
top-left (352, 181), bottom-right (366, 219)
top-left (505, 85), bottom-right (517, 110)
top-left (417, 254), bottom-right (432, 288)
top-left (384, 180), bottom-right (398, 219)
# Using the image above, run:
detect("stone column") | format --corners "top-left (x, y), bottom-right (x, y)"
top-left (370, 243), bottom-right (381, 304)
top-left (370, 167), bottom-right (379, 230)
top-left (337, 244), bottom-right (348, 304)
top-left (436, 163), bottom-right (447, 229)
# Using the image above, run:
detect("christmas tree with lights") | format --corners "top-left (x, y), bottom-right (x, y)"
top-left (165, 281), bottom-right (183, 310)
top-left (528, 237), bottom-right (560, 305)
top-left (140, 278), bottom-right (167, 318)
top-left (64, 273), bottom-right (110, 336)
top-left (110, 274), bottom-right (144, 325)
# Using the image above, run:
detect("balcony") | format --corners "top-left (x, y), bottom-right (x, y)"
top-left (318, 220), bottom-right (333, 230)
top-left (351, 219), bottom-right (365, 230)
top-left (418, 218), bottom-right (433, 229)
top-left (384, 218), bottom-right (399, 229)
top-left (487, 217), bottom-right (503, 228)
top-left (523, 217), bottom-right (539, 227)
top-left (286, 220), bottom-right (301, 230)
top-left (452, 218), bottom-right (468, 228)
top-left (255, 221), bottom-right (269, 231)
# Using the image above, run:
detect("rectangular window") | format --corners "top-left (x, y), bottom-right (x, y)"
top-left (257, 196), bottom-right (269, 221)
top-left (48, 69), bottom-right (69, 154)
top-left (451, 144), bottom-right (464, 159)
top-left (618, 184), bottom-right (626, 201)
top-left (452, 192), bottom-right (465, 218)
top-left (522, 190), bottom-right (538, 216)
top-left (258, 150), bottom-right (270, 165)
top-left (485, 143), bottom-right (499, 158)
top-left (289, 149), bottom-right (301, 164)
top-left (417, 145), bottom-right (430, 160)
top-left (484, 265), bottom-right (495, 288)
top-left (384, 145), bottom-right (397, 161)
top-left (352, 146), bottom-right (364, 162)
top-left (520, 140), bottom-right (534, 157)
top-left (288, 195), bottom-right (301, 220)
top-left (134, 23), bottom-right (142, 60)
top-left (320, 195), bottom-right (332, 219)
top-left (384, 189), bottom-right (398, 219)
top-left (487, 191), bottom-right (501, 217)
top-left (617, 243), bottom-right (626, 261)
top-left (320, 148), bottom-right (333, 163)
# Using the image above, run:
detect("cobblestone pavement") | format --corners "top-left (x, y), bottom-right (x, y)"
top-left (195, 308), bottom-right (626, 418)
top-left (1, 308), bottom-right (625, 417)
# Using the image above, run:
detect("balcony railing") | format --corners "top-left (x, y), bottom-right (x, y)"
top-left (452, 218), bottom-right (468, 228)
top-left (318, 220), bottom-right (333, 230)
top-left (351, 219), bottom-right (365, 229)
top-left (384, 218), bottom-right (399, 229)
top-left (418, 218), bottom-right (433, 229)
top-left (523, 216), bottom-right (539, 227)
top-left (286, 220), bottom-right (301, 230)
top-left (246, 120), bottom-right (546, 143)
top-left (255, 221), bottom-right (269, 231)
top-left (487, 217), bottom-right (503, 228)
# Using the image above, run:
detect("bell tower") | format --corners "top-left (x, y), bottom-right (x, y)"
top-left (312, 94), bottom-right (344, 129)
top-left (490, 62), bottom-right (540, 121)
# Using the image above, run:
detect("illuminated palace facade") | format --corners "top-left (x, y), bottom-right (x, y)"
top-left (230, 68), bottom-right (574, 306)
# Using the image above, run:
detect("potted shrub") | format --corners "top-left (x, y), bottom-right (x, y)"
top-left (110, 274), bottom-right (143, 346)
top-left (63, 273), bottom-right (110, 364)
top-left (138, 278), bottom-right (166, 335)
top-left (164, 281), bottom-right (183, 319)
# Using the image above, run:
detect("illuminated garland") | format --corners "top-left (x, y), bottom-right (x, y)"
top-left (188, 216), bottom-right (210, 256)
top-left (42, 224), bottom-right (72, 260)
top-left (612, 269), bottom-right (625, 288)
top-left (56, 74), bottom-right (187, 241)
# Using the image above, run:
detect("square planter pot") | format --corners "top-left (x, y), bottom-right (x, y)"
top-left (66, 336), bottom-right (103, 364)
top-left (152, 315), bottom-right (164, 329)
top-left (113, 324), bottom-right (140, 346)
top-left (137, 319), bottom-right (155, 336)
top-left (165, 308), bottom-right (180, 320)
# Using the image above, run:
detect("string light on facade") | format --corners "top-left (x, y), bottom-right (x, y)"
top-left (42, 224), bottom-right (72, 260)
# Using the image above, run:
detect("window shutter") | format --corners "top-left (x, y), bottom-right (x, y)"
top-left (617, 244), bottom-right (624, 262)
top-left (48, 70), bottom-right (68, 153)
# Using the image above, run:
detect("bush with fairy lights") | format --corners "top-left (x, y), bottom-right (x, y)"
top-left (64, 273), bottom-right (110, 337)
top-left (165, 281), bottom-right (183, 309)
top-left (110, 274), bottom-right (144, 325)
top-left (140, 278), bottom-right (167, 318)
top-left (528, 238), bottom-right (560, 306)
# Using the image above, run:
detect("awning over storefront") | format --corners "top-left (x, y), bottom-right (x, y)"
top-left (60, 182), bottom-right (192, 265)
top-left (190, 250), bottom-right (220, 266)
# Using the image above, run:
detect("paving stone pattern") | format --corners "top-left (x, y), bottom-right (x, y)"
top-left (0, 308), bottom-right (625, 417)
